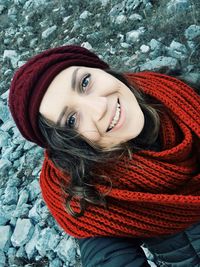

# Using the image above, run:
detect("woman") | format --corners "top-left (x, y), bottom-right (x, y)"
top-left (8, 45), bottom-right (200, 266)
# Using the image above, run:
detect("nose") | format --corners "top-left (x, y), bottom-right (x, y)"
top-left (80, 96), bottom-right (108, 121)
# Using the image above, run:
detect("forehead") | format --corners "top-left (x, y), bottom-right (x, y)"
top-left (38, 66), bottom-right (101, 122)
top-left (38, 66), bottom-right (75, 119)
top-left (40, 66), bottom-right (104, 109)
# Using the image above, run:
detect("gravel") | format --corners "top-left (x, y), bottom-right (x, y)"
top-left (0, 0), bottom-right (200, 266)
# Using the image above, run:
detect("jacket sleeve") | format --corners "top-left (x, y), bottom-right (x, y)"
top-left (77, 237), bottom-right (151, 267)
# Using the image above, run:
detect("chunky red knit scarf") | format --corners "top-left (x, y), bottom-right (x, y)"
top-left (39, 71), bottom-right (200, 238)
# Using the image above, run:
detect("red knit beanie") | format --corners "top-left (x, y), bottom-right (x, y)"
top-left (8, 45), bottom-right (109, 148)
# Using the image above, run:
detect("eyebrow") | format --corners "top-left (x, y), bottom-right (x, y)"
top-left (56, 67), bottom-right (80, 126)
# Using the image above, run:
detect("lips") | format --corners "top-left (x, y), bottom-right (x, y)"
top-left (107, 99), bottom-right (121, 132)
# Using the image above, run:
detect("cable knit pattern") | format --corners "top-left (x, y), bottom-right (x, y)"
top-left (39, 71), bottom-right (200, 238)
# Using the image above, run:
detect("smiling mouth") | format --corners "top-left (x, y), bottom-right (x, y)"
top-left (106, 99), bottom-right (121, 132)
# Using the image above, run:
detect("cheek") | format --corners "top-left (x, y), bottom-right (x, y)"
top-left (96, 75), bottom-right (119, 93)
top-left (79, 125), bottom-right (101, 143)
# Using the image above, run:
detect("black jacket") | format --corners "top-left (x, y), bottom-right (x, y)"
top-left (78, 237), bottom-right (150, 267)
top-left (77, 221), bottom-right (200, 267)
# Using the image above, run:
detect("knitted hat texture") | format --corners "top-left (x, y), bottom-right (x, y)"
top-left (8, 45), bottom-right (109, 148)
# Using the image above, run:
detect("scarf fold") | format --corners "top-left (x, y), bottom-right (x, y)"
top-left (39, 71), bottom-right (200, 238)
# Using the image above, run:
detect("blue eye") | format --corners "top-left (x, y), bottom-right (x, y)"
top-left (81, 74), bottom-right (91, 91)
top-left (66, 113), bottom-right (77, 128)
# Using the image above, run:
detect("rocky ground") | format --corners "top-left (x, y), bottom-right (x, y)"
top-left (0, 0), bottom-right (200, 266)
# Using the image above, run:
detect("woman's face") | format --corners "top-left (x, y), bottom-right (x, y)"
top-left (39, 66), bottom-right (144, 149)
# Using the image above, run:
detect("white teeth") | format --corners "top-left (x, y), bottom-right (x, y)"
top-left (108, 103), bottom-right (121, 130)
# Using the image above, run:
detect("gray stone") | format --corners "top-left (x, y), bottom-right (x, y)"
top-left (3, 186), bottom-right (18, 205)
top-left (64, 37), bottom-right (79, 45)
top-left (0, 158), bottom-right (12, 175)
top-left (71, 20), bottom-right (80, 32)
top-left (117, 33), bottom-right (124, 42)
top-left (149, 39), bottom-right (162, 50)
top-left (168, 40), bottom-right (187, 59)
top-left (11, 132), bottom-right (25, 145)
top-left (109, 3), bottom-right (124, 17)
top-left (7, 6), bottom-right (17, 18)
top-left (0, 4), bottom-right (6, 14)
top-left (8, 168), bottom-right (16, 177)
top-left (12, 149), bottom-right (24, 160)
top-left (11, 218), bottom-right (34, 247)
top-left (63, 16), bottom-right (71, 23)
top-left (187, 40), bottom-right (196, 50)
top-left (3, 50), bottom-right (20, 68)
top-left (140, 56), bottom-right (179, 71)
top-left (6, 176), bottom-right (20, 187)
top-left (36, 227), bottom-right (60, 257)
top-left (87, 31), bottom-right (104, 43)
top-left (125, 0), bottom-right (141, 10)
top-left (115, 14), bottom-right (127, 24)
top-left (2, 146), bottom-right (15, 161)
top-left (129, 13), bottom-right (143, 21)
top-left (7, 247), bottom-right (17, 266)
top-left (169, 40), bottom-right (187, 53)
top-left (81, 42), bottom-right (93, 51)
top-left (23, 140), bottom-right (37, 150)
top-left (17, 37), bottom-right (23, 46)
top-left (30, 38), bottom-right (38, 48)
top-left (10, 216), bottom-right (17, 227)
top-left (32, 166), bottom-right (41, 177)
top-left (27, 180), bottom-right (41, 201)
top-left (23, 0), bottom-right (49, 10)
top-left (0, 129), bottom-right (9, 147)
top-left (1, 205), bottom-right (17, 223)
top-left (28, 199), bottom-right (42, 223)
top-left (185, 25), bottom-right (200, 40)
top-left (4, 68), bottom-right (12, 76)
top-left (180, 72), bottom-right (200, 86)
top-left (168, 50), bottom-right (187, 60)
top-left (13, 159), bottom-right (20, 169)
top-left (140, 45), bottom-right (150, 53)
top-left (13, 203), bottom-right (32, 218)
top-left (79, 10), bottom-right (92, 19)
top-left (25, 224), bottom-right (41, 259)
top-left (0, 225), bottom-right (12, 252)
top-left (120, 42), bottom-right (131, 48)
top-left (1, 89), bottom-right (9, 100)
top-left (42, 25), bottom-right (57, 39)
top-left (145, 2), bottom-right (153, 11)
top-left (0, 102), bottom-right (7, 123)
top-left (126, 27), bottom-right (145, 43)
top-left (49, 258), bottom-right (63, 267)
top-left (55, 237), bottom-right (76, 264)
top-left (16, 189), bottom-right (29, 207)
top-left (17, 60), bottom-right (26, 67)
top-left (0, 213), bottom-right (9, 226)
top-left (14, 0), bottom-right (27, 4)
top-left (16, 245), bottom-right (26, 259)
top-left (109, 46), bottom-right (116, 55)
top-left (3, 38), bottom-right (10, 45)
top-left (99, 0), bottom-right (109, 7)
top-left (1, 120), bottom-right (15, 131)
top-left (46, 250), bottom-right (56, 261)
top-left (126, 30), bottom-right (140, 43)
top-left (39, 18), bottom-right (49, 29)
top-left (0, 250), bottom-right (6, 266)
top-left (124, 53), bottom-right (139, 67)
top-left (167, 0), bottom-right (191, 15)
